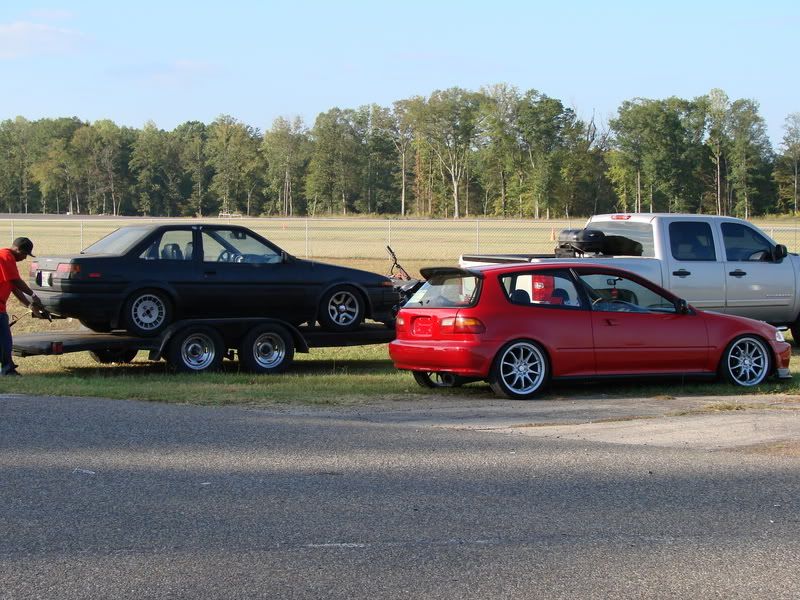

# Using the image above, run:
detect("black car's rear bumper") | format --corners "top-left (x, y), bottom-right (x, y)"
top-left (36, 290), bottom-right (121, 323)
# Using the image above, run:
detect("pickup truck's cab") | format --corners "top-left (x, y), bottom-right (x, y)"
top-left (585, 214), bottom-right (796, 323)
top-left (460, 213), bottom-right (800, 337)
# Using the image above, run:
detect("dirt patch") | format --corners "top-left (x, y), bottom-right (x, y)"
top-left (734, 440), bottom-right (800, 458)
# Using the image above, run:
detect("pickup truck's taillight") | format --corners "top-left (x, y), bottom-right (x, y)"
top-left (440, 316), bottom-right (485, 334)
top-left (53, 263), bottom-right (80, 279)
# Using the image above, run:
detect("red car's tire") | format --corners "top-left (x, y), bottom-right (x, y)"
top-left (720, 335), bottom-right (770, 387)
top-left (489, 340), bottom-right (550, 399)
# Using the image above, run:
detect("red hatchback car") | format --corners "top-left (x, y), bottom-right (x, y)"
top-left (389, 262), bottom-right (792, 399)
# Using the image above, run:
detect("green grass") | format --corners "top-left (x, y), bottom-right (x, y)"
top-left (2, 339), bottom-right (799, 406)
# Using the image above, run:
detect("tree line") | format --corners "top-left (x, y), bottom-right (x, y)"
top-left (1, 85), bottom-right (798, 219)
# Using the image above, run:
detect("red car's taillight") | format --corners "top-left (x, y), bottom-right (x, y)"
top-left (440, 316), bottom-right (485, 334)
top-left (53, 263), bottom-right (81, 279)
top-left (395, 315), bottom-right (407, 332)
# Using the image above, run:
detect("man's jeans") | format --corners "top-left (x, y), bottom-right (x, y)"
top-left (0, 312), bottom-right (13, 373)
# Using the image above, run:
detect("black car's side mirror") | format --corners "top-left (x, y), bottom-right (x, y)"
top-left (675, 298), bottom-right (689, 314)
top-left (281, 250), bottom-right (291, 263)
top-left (772, 244), bottom-right (788, 262)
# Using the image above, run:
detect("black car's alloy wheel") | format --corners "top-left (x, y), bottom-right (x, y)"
top-left (318, 285), bottom-right (364, 332)
top-left (238, 324), bottom-right (295, 374)
top-left (123, 290), bottom-right (172, 336)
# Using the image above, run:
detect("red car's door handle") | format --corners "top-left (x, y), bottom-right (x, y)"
top-left (605, 318), bottom-right (621, 326)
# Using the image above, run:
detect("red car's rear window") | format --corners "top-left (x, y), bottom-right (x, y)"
top-left (406, 273), bottom-right (480, 308)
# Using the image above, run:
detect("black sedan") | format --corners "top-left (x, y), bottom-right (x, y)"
top-left (30, 223), bottom-right (399, 335)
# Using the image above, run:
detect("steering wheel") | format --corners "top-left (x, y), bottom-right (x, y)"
top-left (217, 249), bottom-right (242, 263)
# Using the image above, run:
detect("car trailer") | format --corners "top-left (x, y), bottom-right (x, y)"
top-left (12, 318), bottom-right (396, 374)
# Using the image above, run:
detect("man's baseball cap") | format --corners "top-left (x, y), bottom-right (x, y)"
top-left (13, 237), bottom-right (35, 258)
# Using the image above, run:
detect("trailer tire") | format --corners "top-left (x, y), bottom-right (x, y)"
top-left (122, 289), bottom-right (173, 337)
top-left (89, 348), bottom-right (138, 364)
top-left (238, 324), bottom-right (294, 374)
top-left (167, 326), bottom-right (224, 373)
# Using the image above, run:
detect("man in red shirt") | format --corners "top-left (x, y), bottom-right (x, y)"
top-left (0, 237), bottom-right (40, 376)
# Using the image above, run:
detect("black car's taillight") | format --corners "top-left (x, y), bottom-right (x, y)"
top-left (54, 263), bottom-right (81, 279)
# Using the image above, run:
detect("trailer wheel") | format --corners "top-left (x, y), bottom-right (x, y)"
top-left (238, 324), bottom-right (294, 374)
top-left (89, 348), bottom-right (138, 364)
top-left (122, 289), bottom-right (172, 337)
top-left (167, 326), bottom-right (224, 373)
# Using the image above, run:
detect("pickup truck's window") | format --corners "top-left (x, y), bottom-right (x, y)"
top-left (501, 269), bottom-right (582, 308)
top-left (722, 223), bottom-right (773, 262)
top-left (669, 222), bottom-right (716, 261)
top-left (578, 272), bottom-right (678, 314)
top-left (586, 222), bottom-right (655, 257)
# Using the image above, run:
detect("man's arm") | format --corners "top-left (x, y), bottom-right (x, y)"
top-left (11, 280), bottom-right (37, 305)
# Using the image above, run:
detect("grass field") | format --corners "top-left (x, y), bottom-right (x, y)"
top-left (1, 214), bottom-right (800, 405)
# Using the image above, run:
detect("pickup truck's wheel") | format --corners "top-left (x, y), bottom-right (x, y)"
top-left (489, 340), bottom-right (549, 399)
top-left (790, 323), bottom-right (800, 347)
top-left (122, 289), bottom-right (172, 336)
top-left (238, 324), bottom-right (294, 374)
top-left (720, 335), bottom-right (770, 386)
top-left (318, 285), bottom-right (364, 332)
top-left (412, 371), bottom-right (465, 388)
top-left (167, 326), bottom-right (224, 373)
top-left (89, 348), bottom-right (138, 364)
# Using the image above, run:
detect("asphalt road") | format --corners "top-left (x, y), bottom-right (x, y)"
top-left (2, 393), bottom-right (799, 599)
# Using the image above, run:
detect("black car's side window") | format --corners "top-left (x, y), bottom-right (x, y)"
top-left (201, 229), bottom-right (281, 264)
top-left (140, 231), bottom-right (193, 261)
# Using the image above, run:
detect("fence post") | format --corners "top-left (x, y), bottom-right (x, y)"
top-left (10, 219), bottom-right (13, 244)
top-left (476, 219), bottom-right (480, 253)
top-left (388, 219), bottom-right (392, 247)
top-left (80, 220), bottom-right (84, 251)
top-left (305, 218), bottom-right (309, 258)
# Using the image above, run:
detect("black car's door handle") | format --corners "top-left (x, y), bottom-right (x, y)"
top-left (204, 270), bottom-right (217, 276)
top-left (729, 270), bottom-right (747, 278)
top-left (672, 269), bottom-right (691, 277)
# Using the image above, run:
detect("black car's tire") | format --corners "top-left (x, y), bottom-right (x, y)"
top-left (412, 371), bottom-right (466, 388)
top-left (488, 340), bottom-right (550, 399)
top-left (88, 348), bottom-right (138, 364)
top-left (238, 324), bottom-right (295, 374)
top-left (318, 285), bottom-right (365, 332)
top-left (166, 326), bottom-right (224, 373)
top-left (720, 335), bottom-right (770, 387)
top-left (122, 289), bottom-right (172, 336)
top-left (80, 320), bottom-right (112, 333)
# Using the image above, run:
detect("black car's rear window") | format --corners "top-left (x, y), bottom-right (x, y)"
top-left (82, 227), bottom-right (152, 255)
top-left (406, 273), bottom-right (480, 308)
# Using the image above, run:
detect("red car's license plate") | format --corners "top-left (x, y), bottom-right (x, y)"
top-left (411, 316), bottom-right (433, 336)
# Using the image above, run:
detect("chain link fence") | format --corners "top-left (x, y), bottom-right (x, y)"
top-left (2, 216), bottom-right (800, 260)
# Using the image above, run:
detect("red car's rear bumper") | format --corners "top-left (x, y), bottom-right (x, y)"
top-left (389, 338), bottom-right (493, 376)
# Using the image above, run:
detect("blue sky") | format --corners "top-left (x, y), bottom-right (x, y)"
top-left (1, 1), bottom-right (797, 146)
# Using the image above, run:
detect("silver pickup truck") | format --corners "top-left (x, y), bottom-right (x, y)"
top-left (460, 213), bottom-right (800, 339)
